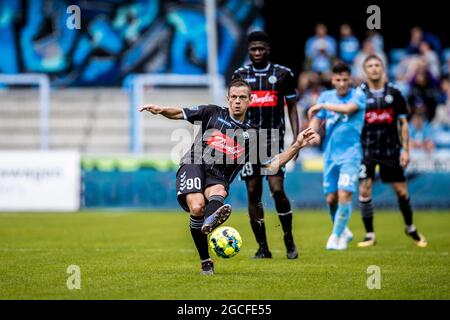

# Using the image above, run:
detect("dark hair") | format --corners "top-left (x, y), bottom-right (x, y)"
top-left (247, 31), bottom-right (270, 44)
top-left (332, 61), bottom-right (351, 74)
top-left (228, 78), bottom-right (251, 94)
top-left (363, 54), bottom-right (384, 68)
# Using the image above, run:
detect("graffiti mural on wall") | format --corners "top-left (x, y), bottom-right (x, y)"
top-left (0, 0), bottom-right (263, 86)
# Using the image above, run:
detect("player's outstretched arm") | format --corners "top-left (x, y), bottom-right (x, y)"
top-left (262, 127), bottom-right (320, 172)
top-left (322, 102), bottom-right (358, 114)
top-left (139, 104), bottom-right (184, 120)
top-left (308, 103), bottom-right (358, 118)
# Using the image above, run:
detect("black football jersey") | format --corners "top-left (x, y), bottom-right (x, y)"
top-left (232, 63), bottom-right (297, 150)
top-left (360, 82), bottom-right (409, 159)
top-left (181, 105), bottom-right (258, 183)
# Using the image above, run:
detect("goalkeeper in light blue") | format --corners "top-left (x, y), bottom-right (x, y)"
top-left (308, 62), bottom-right (366, 250)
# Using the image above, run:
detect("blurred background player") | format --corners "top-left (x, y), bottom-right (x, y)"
top-left (232, 31), bottom-right (300, 259)
top-left (358, 54), bottom-right (427, 247)
top-left (308, 62), bottom-right (366, 250)
top-left (140, 79), bottom-right (319, 275)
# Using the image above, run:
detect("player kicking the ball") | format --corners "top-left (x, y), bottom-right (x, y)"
top-left (140, 79), bottom-right (319, 274)
top-left (308, 62), bottom-right (366, 250)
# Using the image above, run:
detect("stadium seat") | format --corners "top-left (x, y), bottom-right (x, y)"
top-left (441, 47), bottom-right (450, 62)
top-left (388, 63), bottom-right (398, 79)
top-left (433, 124), bottom-right (450, 149)
top-left (389, 48), bottom-right (408, 63)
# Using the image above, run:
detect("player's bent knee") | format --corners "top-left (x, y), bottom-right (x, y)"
top-left (189, 204), bottom-right (205, 216)
top-left (338, 190), bottom-right (353, 202)
top-left (205, 184), bottom-right (227, 199)
top-left (392, 183), bottom-right (408, 199)
top-left (396, 191), bottom-right (409, 200)
top-left (359, 188), bottom-right (372, 200)
top-left (186, 194), bottom-right (205, 216)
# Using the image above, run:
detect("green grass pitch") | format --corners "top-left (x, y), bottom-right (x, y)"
top-left (0, 210), bottom-right (449, 299)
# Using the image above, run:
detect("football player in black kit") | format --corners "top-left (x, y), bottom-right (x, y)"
top-left (232, 31), bottom-right (300, 259)
top-left (358, 54), bottom-right (427, 248)
top-left (140, 79), bottom-right (320, 275)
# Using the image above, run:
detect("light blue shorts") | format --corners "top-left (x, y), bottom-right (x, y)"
top-left (323, 160), bottom-right (361, 195)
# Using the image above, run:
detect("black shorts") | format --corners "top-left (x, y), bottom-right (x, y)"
top-left (176, 164), bottom-right (229, 212)
top-left (239, 138), bottom-right (285, 180)
top-left (359, 157), bottom-right (406, 183)
top-left (239, 161), bottom-right (285, 180)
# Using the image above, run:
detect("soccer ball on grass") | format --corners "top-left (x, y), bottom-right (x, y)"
top-left (209, 226), bottom-right (242, 258)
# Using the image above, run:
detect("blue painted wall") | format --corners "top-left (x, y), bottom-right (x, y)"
top-left (82, 167), bottom-right (450, 210)
top-left (0, 0), bottom-right (263, 86)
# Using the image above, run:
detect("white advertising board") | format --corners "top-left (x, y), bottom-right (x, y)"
top-left (0, 151), bottom-right (80, 211)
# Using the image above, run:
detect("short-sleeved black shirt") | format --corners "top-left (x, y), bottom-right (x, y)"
top-left (360, 82), bottom-right (409, 160)
top-left (181, 104), bottom-right (258, 183)
top-left (232, 63), bottom-right (297, 151)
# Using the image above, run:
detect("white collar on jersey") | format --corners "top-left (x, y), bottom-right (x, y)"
top-left (252, 63), bottom-right (271, 72)
top-left (369, 87), bottom-right (385, 94)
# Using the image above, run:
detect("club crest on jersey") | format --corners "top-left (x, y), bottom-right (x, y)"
top-left (384, 94), bottom-right (394, 104)
top-left (268, 75), bottom-right (277, 84)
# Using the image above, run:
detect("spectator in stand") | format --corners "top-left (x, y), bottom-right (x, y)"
top-left (442, 56), bottom-right (450, 78)
top-left (437, 76), bottom-right (450, 105)
top-left (432, 77), bottom-right (450, 149)
top-left (408, 61), bottom-right (440, 121)
top-left (366, 30), bottom-right (384, 53)
top-left (409, 111), bottom-right (435, 153)
top-left (353, 40), bottom-right (387, 84)
top-left (339, 24), bottom-right (359, 65)
top-left (304, 23), bottom-right (337, 74)
top-left (406, 26), bottom-right (442, 55)
top-left (407, 27), bottom-right (423, 55)
top-left (297, 71), bottom-right (326, 127)
top-left (393, 55), bottom-right (422, 98)
top-left (419, 40), bottom-right (441, 79)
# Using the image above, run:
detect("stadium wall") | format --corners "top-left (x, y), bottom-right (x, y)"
top-left (82, 156), bottom-right (450, 210)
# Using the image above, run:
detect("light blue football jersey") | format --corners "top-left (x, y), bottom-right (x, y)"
top-left (315, 87), bottom-right (366, 163)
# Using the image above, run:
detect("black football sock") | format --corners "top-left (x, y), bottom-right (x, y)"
top-left (360, 199), bottom-right (375, 234)
top-left (278, 212), bottom-right (293, 235)
top-left (273, 191), bottom-right (292, 235)
top-left (398, 196), bottom-right (413, 227)
top-left (250, 219), bottom-right (269, 249)
top-left (204, 195), bottom-right (225, 219)
top-left (189, 215), bottom-right (209, 261)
